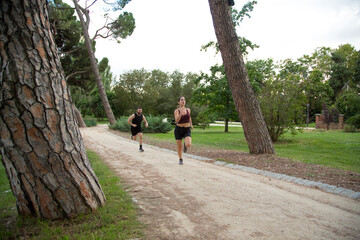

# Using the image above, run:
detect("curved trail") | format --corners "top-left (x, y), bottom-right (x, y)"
top-left (81, 125), bottom-right (360, 240)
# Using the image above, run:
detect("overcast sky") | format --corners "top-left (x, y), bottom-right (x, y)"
top-left (75, 0), bottom-right (360, 77)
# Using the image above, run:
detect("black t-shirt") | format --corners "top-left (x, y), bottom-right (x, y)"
top-left (132, 113), bottom-right (143, 128)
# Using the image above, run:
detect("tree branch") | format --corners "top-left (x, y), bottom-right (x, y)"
top-left (48, 6), bottom-right (75, 10)
top-left (73, 1), bottom-right (90, 30)
top-left (66, 68), bottom-right (91, 81)
top-left (86, 0), bottom-right (98, 9)
top-left (92, 16), bottom-right (111, 40)
top-left (94, 33), bottom-right (112, 39)
top-left (61, 48), bottom-right (80, 57)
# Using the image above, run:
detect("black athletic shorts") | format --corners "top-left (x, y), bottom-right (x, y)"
top-left (131, 127), bottom-right (142, 136)
top-left (174, 125), bottom-right (191, 140)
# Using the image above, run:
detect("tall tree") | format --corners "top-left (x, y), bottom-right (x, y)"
top-left (246, 58), bottom-right (276, 93)
top-left (0, 0), bottom-right (105, 219)
top-left (72, 0), bottom-right (135, 125)
top-left (329, 44), bottom-right (359, 99)
top-left (259, 74), bottom-right (307, 141)
top-left (208, 0), bottom-right (275, 154)
top-left (49, 0), bottom-right (94, 91)
top-left (194, 65), bottom-right (237, 132)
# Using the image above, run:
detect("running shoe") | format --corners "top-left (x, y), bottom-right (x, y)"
top-left (183, 143), bottom-right (187, 153)
top-left (179, 159), bottom-right (183, 165)
top-left (139, 148), bottom-right (144, 152)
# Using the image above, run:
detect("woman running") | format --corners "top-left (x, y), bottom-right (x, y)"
top-left (174, 96), bottom-right (193, 165)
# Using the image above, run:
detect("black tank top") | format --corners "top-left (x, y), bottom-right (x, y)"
top-left (132, 113), bottom-right (143, 127)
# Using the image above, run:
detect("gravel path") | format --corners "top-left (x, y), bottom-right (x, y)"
top-left (81, 125), bottom-right (360, 240)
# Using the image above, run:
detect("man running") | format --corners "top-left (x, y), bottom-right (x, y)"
top-left (128, 107), bottom-right (148, 152)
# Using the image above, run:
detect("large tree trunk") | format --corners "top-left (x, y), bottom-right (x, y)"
top-left (208, 0), bottom-right (275, 154)
top-left (73, 1), bottom-right (116, 126)
top-left (0, 0), bottom-right (106, 219)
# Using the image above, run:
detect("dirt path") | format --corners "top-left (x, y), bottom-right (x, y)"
top-left (81, 125), bottom-right (360, 240)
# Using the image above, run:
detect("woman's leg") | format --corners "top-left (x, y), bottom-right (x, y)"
top-left (176, 139), bottom-right (183, 160)
top-left (184, 136), bottom-right (191, 149)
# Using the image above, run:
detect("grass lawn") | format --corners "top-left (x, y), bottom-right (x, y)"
top-left (148, 126), bottom-right (360, 173)
top-left (0, 151), bottom-right (143, 239)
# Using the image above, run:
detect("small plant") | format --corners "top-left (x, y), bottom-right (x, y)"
top-left (84, 119), bottom-right (97, 127)
top-left (196, 111), bottom-right (215, 129)
top-left (109, 116), bottom-right (131, 132)
top-left (344, 124), bottom-right (357, 133)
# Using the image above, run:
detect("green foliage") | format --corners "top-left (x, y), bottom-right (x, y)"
top-left (201, 1), bottom-right (259, 56)
top-left (258, 75), bottom-right (307, 141)
top-left (336, 93), bottom-right (360, 120)
top-left (196, 111), bottom-right (216, 129)
top-left (110, 12), bottom-right (136, 41)
top-left (89, 91), bottom-right (116, 120)
top-left (98, 57), bottom-right (115, 92)
top-left (231, 0), bottom-right (257, 26)
top-left (69, 86), bottom-right (92, 116)
top-left (113, 69), bottom-right (198, 120)
top-left (110, 115), bottom-right (172, 133)
top-left (193, 65), bottom-right (238, 132)
top-left (84, 119), bottom-right (97, 127)
top-left (346, 114), bottom-right (360, 129)
top-left (142, 115), bottom-right (172, 133)
top-left (329, 44), bottom-right (360, 98)
top-left (246, 58), bottom-right (276, 93)
top-left (108, 0), bottom-right (132, 11)
top-left (91, 0), bottom-right (135, 43)
top-left (109, 116), bottom-right (131, 132)
top-left (303, 68), bottom-right (333, 119)
top-left (49, 0), bottom-right (95, 91)
top-left (329, 52), bottom-right (353, 98)
top-left (344, 124), bottom-right (357, 133)
top-left (201, 38), bottom-right (258, 57)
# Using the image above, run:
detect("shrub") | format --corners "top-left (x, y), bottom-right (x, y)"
top-left (336, 93), bottom-right (360, 120)
top-left (109, 115), bottom-right (172, 133)
top-left (109, 116), bottom-right (131, 132)
top-left (344, 124), bottom-right (357, 133)
top-left (142, 115), bottom-right (172, 133)
top-left (346, 114), bottom-right (360, 129)
top-left (258, 76), bottom-right (307, 141)
top-left (84, 119), bottom-right (97, 127)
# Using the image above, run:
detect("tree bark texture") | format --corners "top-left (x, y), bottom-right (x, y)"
top-left (0, 0), bottom-right (106, 219)
top-left (73, 1), bottom-right (116, 126)
top-left (208, 0), bottom-right (275, 154)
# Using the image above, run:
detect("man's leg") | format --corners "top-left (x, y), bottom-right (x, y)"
top-left (138, 133), bottom-right (144, 151)
top-left (138, 132), bottom-right (143, 145)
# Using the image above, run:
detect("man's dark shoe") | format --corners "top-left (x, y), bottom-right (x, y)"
top-left (139, 148), bottom-right (144, 152)
top-left (179, 159), bottom-right (183, 165)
